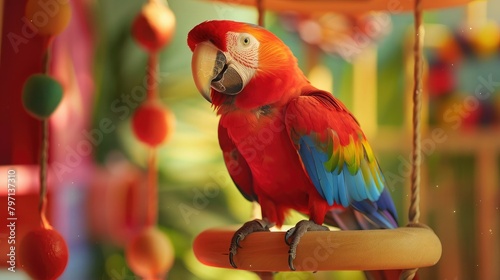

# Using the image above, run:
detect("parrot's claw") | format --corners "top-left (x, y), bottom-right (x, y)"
top-left (229, 219), bottom-right (271, 268)
top-left (285, 220), bottom-right (329, 271)
top-left (284, 227), bottom-right (296, 246)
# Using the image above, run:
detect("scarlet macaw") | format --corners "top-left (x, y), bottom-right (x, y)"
top-left (188, 20), bottom-right (402, 279)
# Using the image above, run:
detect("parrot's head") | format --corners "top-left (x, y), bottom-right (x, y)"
top-left (188, 20), bottom-right (305, 109)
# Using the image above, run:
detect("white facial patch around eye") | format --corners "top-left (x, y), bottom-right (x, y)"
top-left (226, 32), bottom-right (259, 69)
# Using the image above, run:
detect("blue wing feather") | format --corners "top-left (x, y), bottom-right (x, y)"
top-left (336, 175), bottom-right (349, 207)
top-left (299, 136), bottom-right (334, 205)
top-left (298, 137), bottom-right (321, 194)
top-left (299, 135), bottom-right (386, 208)
top-left (353, 168), bottom-right (367, 202)
top-left (341, 165), bottom-right (362, 203)
top-left (361, 161), bottom-right (379, 201)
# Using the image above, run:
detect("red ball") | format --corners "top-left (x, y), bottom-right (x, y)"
top-left (131, 0), bottom-right (176, 52)
top-left (19, 228), bottom-right (69, 280)
top-left (125, 227), bottom-right (174, 278)
top-left (428, 63), bottom-right (455, 96)
top-left (132, 102), bottom-right (174, 147)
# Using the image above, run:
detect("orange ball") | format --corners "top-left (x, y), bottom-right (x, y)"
top-left (25, 0), bottom-right (72, 36)
top-left (438, 36), bottom-right (462, 63)
top-left (132, 101), bottom-right (174, 147)
top-left (131, 0), bottom-right (176, 52)
top-left (19, 228), bottom-right (69, 280)
top-left (125, 227), bottom-right (174, 279)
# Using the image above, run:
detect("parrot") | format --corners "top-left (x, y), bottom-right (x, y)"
top-left (188, 20), bottom-right (407, 280)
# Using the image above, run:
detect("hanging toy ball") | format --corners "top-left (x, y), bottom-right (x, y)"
top-left (469, 21), bottom-right (500, 57)
top-left (19, 227), bottom-right (69, 280)
top-left (125, 227), bottom-right (174, 279)
top-left (22, 74), bottom-right (63, 120)
top-left (25, 0), bottom-right (72, 36)
top-left (437, 35), bottom-right (462, 64)
top-left (131, 0), bottom-right (176, 52)
top-left (132, 101), bottom-right (175, 147)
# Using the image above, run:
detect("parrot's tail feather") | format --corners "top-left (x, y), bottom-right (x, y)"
top-left (325, 208), bottom-right (382, 230)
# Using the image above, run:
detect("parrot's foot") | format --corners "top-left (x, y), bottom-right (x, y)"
top-left (285, 220), bottom-right (329, 271)
top-left (229, 219), bottom-right (271, 268)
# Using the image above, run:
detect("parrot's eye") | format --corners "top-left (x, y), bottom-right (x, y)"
top-left (238, 34), bottom-right (254, 47)
top-left (226, 31), bottom-right (260, 69)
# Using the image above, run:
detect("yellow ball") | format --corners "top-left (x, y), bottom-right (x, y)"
top-left (125, 227), bottom-right (174, 278)
top-left (470, 21), bottom-right (500, 56)
top-left (25, 0), bottom-right (72, 36)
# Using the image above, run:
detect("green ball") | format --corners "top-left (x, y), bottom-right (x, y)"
top-left (22, 74), bottom-right (63, 119)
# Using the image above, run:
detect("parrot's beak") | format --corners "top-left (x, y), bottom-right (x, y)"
top-left (191, 41), bottom-right (244, 102)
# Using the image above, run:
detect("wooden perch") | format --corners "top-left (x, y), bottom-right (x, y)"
top-left (193, 226), bottom-right (442, 272)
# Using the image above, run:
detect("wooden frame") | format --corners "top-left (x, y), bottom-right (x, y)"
top-left (205, 0), bottom-right (473, 14)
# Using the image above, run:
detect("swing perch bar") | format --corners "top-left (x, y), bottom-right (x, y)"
top-left (193, 226), bottom-right (441, 271)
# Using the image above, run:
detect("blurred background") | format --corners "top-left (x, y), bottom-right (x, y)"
top-left (1, 0), bottom-right (500, 279)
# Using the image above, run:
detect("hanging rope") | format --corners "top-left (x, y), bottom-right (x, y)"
top-left (146, 147), bottom-right (158, 226)
top-left (401, 0), bottom-right (424, 279)
top-left (257, 0), bottom-right (265, 27)
top-left (409, 0), bottom-right (424, 226)
top-left (39, 44), bottom-right (53, 230)
top-left (39, 119), bottom-right (50, 229)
